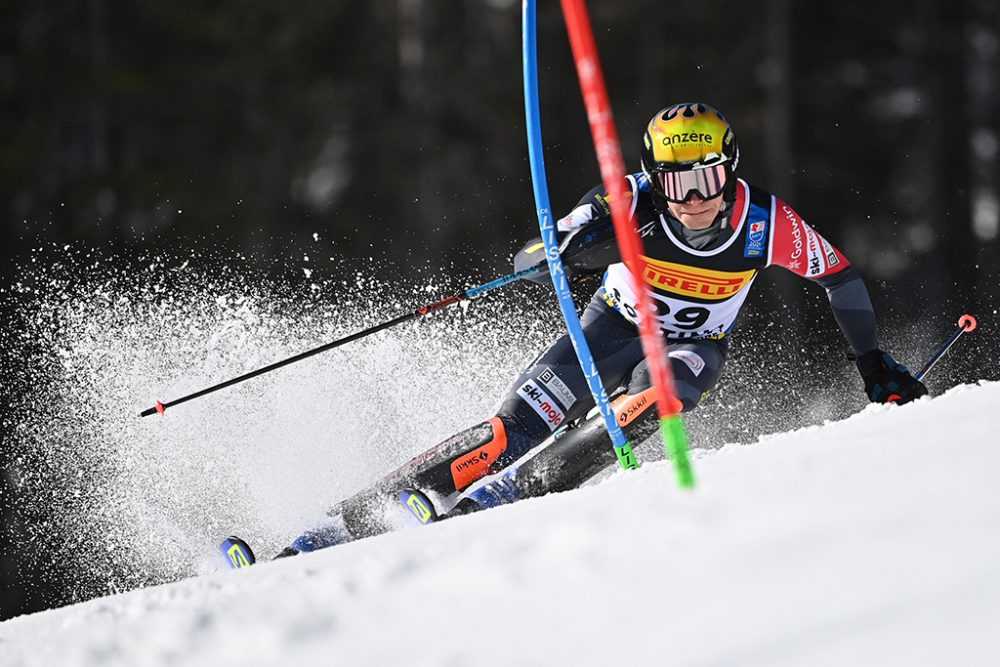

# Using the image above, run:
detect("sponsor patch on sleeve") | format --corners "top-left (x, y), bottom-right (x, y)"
top-left (819, 236), bottom-right (840, 268)
top-left (743, 207), bottom-right (769, 258)
top-left (803, 225), bottom-right (827, 277)
top-left (669, 350), bottom-right (706, 377)
top-left (537, 367), bottom-right (577, 410)
top-left (557, 204), bottom-right (596, 232)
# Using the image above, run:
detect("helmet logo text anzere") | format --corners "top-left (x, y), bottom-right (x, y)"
top-left (661, 132), bottom-right (713, 146)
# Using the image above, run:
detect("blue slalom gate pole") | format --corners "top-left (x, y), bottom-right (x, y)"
top-left (522, 0), bottom-right (637, 470)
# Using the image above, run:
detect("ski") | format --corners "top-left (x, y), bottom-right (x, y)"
top-left (220, 536), bottom-right (256, 569)
top-left (399, 488), bottom-right (438, 525)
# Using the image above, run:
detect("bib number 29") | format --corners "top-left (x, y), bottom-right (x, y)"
top-left (610, 288), bottom-right (710, 330)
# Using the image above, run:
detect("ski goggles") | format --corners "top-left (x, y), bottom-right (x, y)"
top-left (655, 163), bottom-right (729, 203)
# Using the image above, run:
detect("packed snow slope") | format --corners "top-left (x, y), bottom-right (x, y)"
top-left (2, 381), bottom-right (999, 666)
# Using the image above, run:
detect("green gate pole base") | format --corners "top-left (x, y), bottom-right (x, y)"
top-left (660, 415), bottom-right (695, 489)
top-left (615, 442), bottom-right (639, 470)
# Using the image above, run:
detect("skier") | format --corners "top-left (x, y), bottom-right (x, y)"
top-left (240, 102), bottom-right (928, 562)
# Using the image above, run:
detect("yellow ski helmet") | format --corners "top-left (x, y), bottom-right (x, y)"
top-left (640, 103), bottom-right (740, 203)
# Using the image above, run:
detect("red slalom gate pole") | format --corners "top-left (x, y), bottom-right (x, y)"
top-left (559, 0), bottom-right (694, 488)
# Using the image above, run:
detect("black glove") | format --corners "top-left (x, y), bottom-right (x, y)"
top-left (559, 218), bottom-right (620, 274)
top-left (855, 349), bottom-right (928, 404)
top-left (513, 219), bottom-right (621, 286)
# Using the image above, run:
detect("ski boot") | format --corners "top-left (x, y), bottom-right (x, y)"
top-left (445, 469), bottom-right (522, 518)
top-left (282, 514), bottom-right (355, 557)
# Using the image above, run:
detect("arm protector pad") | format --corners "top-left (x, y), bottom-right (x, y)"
top-left (513, 219), bottom-right (621, 286)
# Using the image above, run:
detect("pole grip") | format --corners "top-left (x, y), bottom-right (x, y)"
top-left (914, 314), bottom-right (978, 382)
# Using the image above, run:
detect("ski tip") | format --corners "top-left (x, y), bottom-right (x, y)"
top-left (220, 536), bottom-right (256, 569)
top-left (399, 489), bottom-right (438, 525)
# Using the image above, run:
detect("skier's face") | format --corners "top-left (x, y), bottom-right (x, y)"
top-left (666, 193), bottom-right (725, 230)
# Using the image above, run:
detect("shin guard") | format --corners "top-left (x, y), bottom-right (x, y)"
top-left (334, 417), bottom-right (509, 538)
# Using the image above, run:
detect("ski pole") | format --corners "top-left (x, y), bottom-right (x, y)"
top-left (138, 266), bottom-right (536, 417)
top-left (139, 228), bottom-right (611, 418)
top-left (915, 314), bottom-right (978, 382)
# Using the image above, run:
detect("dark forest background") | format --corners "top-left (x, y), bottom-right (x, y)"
top-left (2, 0), bottom-right (998, 620)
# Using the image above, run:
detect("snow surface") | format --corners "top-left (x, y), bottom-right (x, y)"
top-left (3, 381), bottom-right (1000, 666)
